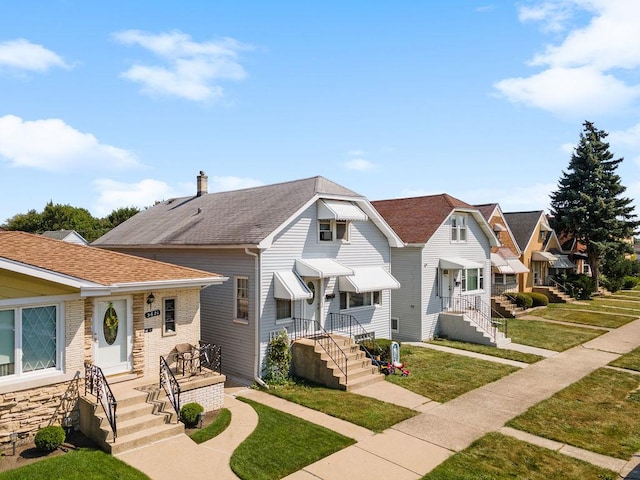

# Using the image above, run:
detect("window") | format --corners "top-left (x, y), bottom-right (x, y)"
top-left (163, 298), bottom-right (176, 335)
top-left (318, 220), bottom-right (350, 242)
top-left (539, 230), bottom-right (547, 242)
top-left (451, 214), bottom-right (467, 242)
top-left (235, 277), bottom-right (249, 321)
top-left (391, 317), bottom-right (399, 333)
top-left (340, 291), bottom-right (381, 309)
top-left (461, 268), bottom-right (483, 292)
top-left (0, 305), bottom-right (59, 379)
top-left (276, 299), bottom-right (292, 320)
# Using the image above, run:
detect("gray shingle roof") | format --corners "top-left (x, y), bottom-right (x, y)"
top-left (503, 211), bottom-right (544, 252)
top-left (93, 176), bottom-right (363, 247)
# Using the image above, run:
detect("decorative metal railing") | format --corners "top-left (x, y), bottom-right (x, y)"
top-left (290, 317), bottom-right (349, 383)
top-left (546, 276), bottom-right (572, 296)
top-left (326, 312), bottom-right (385, 367)
top-left (85, 363), bottom-right (117, 441)
top-left (198, 342), bottom-right (222, 373)
top-left (160, 355), bottom-right (181, 419)
top-left (491, 281), bottom-right (518, 297)
top-left (441, 295), bottom-right (507, 341)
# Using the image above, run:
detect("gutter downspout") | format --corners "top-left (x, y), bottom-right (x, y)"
top-left (245, 248), bottom-right (268, 389)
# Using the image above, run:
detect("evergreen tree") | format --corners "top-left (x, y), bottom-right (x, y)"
top-left (550, 121), bottom-right (639, 289)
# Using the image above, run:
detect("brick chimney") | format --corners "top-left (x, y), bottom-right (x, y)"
top-left (197, 171), bottom-right (208, 196)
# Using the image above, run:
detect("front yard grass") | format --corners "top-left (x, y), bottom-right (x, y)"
top-left (609, 346), bottom-right (640, 372)
top-left (264, 378), bottom-right (417, 432)
top-left (539, 304), bottom-right (637, 328)
top-left (423, 432), bottom-right (617, 480)
top-left (230, 397), bottom-right (355, 480)
top-left (384, 346), bottom-right (518, 402)
top-left (189, 408), bottom-right (231, 444)
top-left (429, 338), bottom-right (544, 363)
top-left (507, 318), bottom-right (603, 351)
top-left (507, 368), bottom-right (640, 459)
top-left (0, 449), bottom-right (149, 480)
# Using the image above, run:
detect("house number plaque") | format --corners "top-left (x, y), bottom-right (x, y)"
top-left (144, 309), bottom-right (161, 318)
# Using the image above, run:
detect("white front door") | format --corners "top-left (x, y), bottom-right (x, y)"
top-left (94, 298), bottom-right (131, 375)
top-left (304, 279), bottom-right (321, 325)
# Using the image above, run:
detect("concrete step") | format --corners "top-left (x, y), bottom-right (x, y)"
top-left (344, 371), bottom-right (385, 391)
top-left (102, 411), bottom-right (172, 441)
top-left (106, 423), bottom-right (185, 455)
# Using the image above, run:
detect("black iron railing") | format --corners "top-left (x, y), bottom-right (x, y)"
top-left (85, 363), bottom-right (117, 441)
top-left (491, 281), bottom-right (518, 297)
top-left (441, 295), bottom-right (507, 341)
top-left (290, 317), bottom-right (349, 383)
top-left (327, 312), bottom-right (385, 366)
top-left (198, 342), bottom-right (222, 373)
top-left (160, 356), bottom-right (181, 419)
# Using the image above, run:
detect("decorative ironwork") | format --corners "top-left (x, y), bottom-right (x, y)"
top-left (326, 312), bottom-right (385, 366)
top-left (491, 281), bottom-right (518, 297)
top-left (198, 342), bottom-right (222, 373)
top-left (160, 355), bottom-right (181, 419)
top-left (441, 295), bottom-right (509, 341)
top-left (84, 363), bottom-right (117, 441)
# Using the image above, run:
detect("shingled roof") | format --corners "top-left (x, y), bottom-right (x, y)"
top-left (0, 231), bottom-right (224, 287)
top-left (474, 203), bottom-right (498, 221)
top-left (372, 194), bottom-right (474, 244)
top-left (94, 176), bottom-right (364, 248)
top-left (503, 211), bottom-right (546, 252)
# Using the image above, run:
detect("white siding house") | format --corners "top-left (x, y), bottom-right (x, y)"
top-left (94, 175), bottom-right (403, 383)
top-left (372, 194), bottom-right (501, 344)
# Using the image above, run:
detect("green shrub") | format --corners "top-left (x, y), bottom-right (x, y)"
top-left (623, 276), bottom-right (639, 290)
top-left (567, 273), bottom-right (596, 299)
top-left (34, 425), bottom-right (66, 452)
top-left (180, 402), bottom-right (204, 427)
top-left (528, 292), bottom-right (549, 307)
top-left (359, 338), bottom-right (395, 362)
top-left (600, 274), bottom-right (623, 293)
top-left (506, 292), bottom-right (533, 309)
top-left (263, 330), bottom-right (292, 385)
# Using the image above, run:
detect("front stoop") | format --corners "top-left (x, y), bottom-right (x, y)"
top-left (492, 295), bottom-right (526, 318)
top-left (292, 335), bottom-right (384, 391)
top-left (533, 286), bottom-right (574, 303)
top-left (79, 383), bottom-right (184, 455)
top-left (439, 312), bottom-right (511, 348)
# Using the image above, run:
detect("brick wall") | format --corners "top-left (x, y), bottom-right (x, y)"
top-left (180, 378), bottom-right (225, 411)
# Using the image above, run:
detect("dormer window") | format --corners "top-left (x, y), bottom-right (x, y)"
top-left (318, 220), bottom-right (350, 242)
top-left (451, 214), bottom-right (467, 242)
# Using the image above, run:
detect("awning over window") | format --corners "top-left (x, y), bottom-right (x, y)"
top-left (532, 251), bottom-right (557, 262)
top-left (273, 271), bottom-right (312, 300)
top-left (491, 253), bottom-right (509, 267)
top-left (339, 266), bottom-right (400, 293)
top-left (439, 257), bottom-right (484, 270)
top-left (295, 258), bottom-right (354, 278)
top-left (317, 200), bottom-right (368, 221)
top-left (506, 258), bottom-right (529, 274)
top-left (550, 254), bottom-right (576, 269)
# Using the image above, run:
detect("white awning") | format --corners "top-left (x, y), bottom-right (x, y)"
top-left (317, 200), bottom-right (368, 221)
top-left (550, 254), bottom-right (576, 269)
top-left (439, 257), bottom-right (484, 270)
top-left (295, 258), bottom-right (354, 278)
top-left (491, 253), bottom-right (509, 267)
top-left (506, 258), bottom-right (529, 274)
top-left (339, 266), bottom-right (400, 293)
top-left (532, 251), bottom-right (557, 262)
top-left (273, 271), bottom-right (312, 300)
top-left (496, 264), bottom-right (516, 274)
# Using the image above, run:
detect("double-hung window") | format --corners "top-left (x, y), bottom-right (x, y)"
top-left (0, 304), bottom-right (60, 379)
top-left (318, 220), bottom-right (350, 242)
top-left (163, 298), bottom-right (176, 335)
top-left (451, 214), bottom-right (467, 242)
top-left (461, 268), bottom-right (483, 292)
top-left (340, 291), bottom-right (381, 309)
top-left (235, 277), bottom-right (249, 321)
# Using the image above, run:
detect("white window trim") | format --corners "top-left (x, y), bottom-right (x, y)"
top-left (461, 268), bottom-right (484, 293)
top-left (318, 219), bottom-right (351, 243)
top-left (275, 298), bottom-right (293, 325)
top-left (391, 316), bottom-right (400, 334)
top-left (451, 214), bottom-right (467, 243)
top-left (162, 297), bottom-right (177, 337)
top-left (234, 276), bottom-right (250, 324)
top-left (339, 291), bottom-right (382, 311)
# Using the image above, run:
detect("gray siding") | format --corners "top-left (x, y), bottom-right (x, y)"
top-left (389, 247), bottom-right (423, 342)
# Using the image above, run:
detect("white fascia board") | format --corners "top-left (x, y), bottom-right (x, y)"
top-left (0, 258), bottom-right (102, 290)
top-left (81, 276), bottom-right (229, 296)
top-left (448, 209), bottom-right (500, 247)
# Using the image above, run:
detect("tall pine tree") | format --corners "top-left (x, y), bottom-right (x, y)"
top-left (550, 121), bottom-right (639, 289)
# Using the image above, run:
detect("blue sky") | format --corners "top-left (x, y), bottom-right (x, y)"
top-left (1, 0), bottom-right (639, 224)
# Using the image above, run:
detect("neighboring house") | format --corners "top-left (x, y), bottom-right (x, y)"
top-left (0, 231), bottom-right (226, 451)
top-left (558, 233), bottom-right (590, 276)
top-left (503, 211), bottom-right (558, 291)
top-left (372, 194), bottom-right (503, 345)
top-left (93, 174), bottom-right (403, 384)
top-left (545, 230), bottom-right (577, 278)
top-left (475, 203), bottom-right (529, 296)
top-left (41, 229), bottom-right (88, 245)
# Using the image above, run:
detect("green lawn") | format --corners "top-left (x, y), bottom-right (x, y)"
top-left (507, 318), bottom-right (603, 351)
top-left (0, 449), bottom-right (149, 480)
top-left (609, 346), bottom-right (640, 372)
top-left (507, 368), bottom-right (640, 459)
top-left (423, 432), bottom-right (617, 480)
top-left (189, 408), bottom-right (231, 444)
top-left (429, 337), bottom-right (544, 363)
top-left (385, 346), bottom-right (518, 402)
top-left (230, 398), bottom-right (355, 480)
top-left (265, 377), bottom-right (417, 432)
top-left (528, 305), bottom-right (635, 328)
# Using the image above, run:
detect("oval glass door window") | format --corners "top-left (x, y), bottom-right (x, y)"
top-left (306, 281), bottom-right (316, 305)
top-left (103, 303), bottom-right (119, 345)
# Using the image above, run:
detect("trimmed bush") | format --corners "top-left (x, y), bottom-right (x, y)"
top-left (34, 425), bottom-right (66, 452)
top-left (623, 276), bottom-right (639, 290)
top-left (180, 402), bottom-right (204, 427)
top-left (506, 292), bottom-right (533, 309)
top-left (263, 330), bottom-right (292, 385)
top-left (528, 292), bottom-right (549, 307)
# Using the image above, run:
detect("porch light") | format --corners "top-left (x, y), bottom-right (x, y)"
top-left (146, 293), bottom-right (155, 305)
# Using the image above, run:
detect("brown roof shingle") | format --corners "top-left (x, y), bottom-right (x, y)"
top-left (0, 231), bottom-right (223, 286)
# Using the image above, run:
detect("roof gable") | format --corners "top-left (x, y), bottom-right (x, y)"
top-left (503, 211), bottom-right (547, 252)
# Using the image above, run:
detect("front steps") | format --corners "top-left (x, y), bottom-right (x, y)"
top-left (291, 334), bottom-right (384, 391)
top-left (533, 286), bottom-right (574, 303)
top-left (492, 295), bottom-right (526, 318)
top-left (439, 312), bottom-right (511, 348)
top-left (80, 380), bottom-right (184, 455)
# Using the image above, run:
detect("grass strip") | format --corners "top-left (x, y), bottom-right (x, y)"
top-left (541, 304), bottom-right (637, 327)
top-left (507, 368), bottom-right (640, 459)
top-left (423, 432), bottom-right (617, 480)
top-left (265, 377), bottom-right (417, 432)
top-left (429, 338), bottom-right (544, 363)
top-left (384, 346), bottom-right (518, 402)
top-left (0, 449), bottom-right (149, 480)
top-left (499, 318), bottom-right (602, 351)
top-left (189, 408), bottom-right (231, 444)
top-left (230, 397), bottom-right (355, 480)
top-left (609, 346), bottom-right (640, 372)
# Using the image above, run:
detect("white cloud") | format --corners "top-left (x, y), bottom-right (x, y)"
top-left (113, 30), bottom-right (251, 102)
top-left (0, 115), bottom-right (139, 171)
top-left (496, 0), bottom-right (640, 117)
top-left (461, 183), bottom-right (557, 212)
top-left (93, 178), bottom-right (186, 216)
top-left (609, 123), bottom-right (640, 151)
top-left (560, 142), bottom-right (575, 154)
top-left (348, 149), bottom-right (364, 156)
top-left (476, 5), bottom-right (496, 13)
top-left (210, 175), bottom-right (264, 191)
top-left (0, 38), bottom-right (69, 73)
top-left (345, 158), bottom-right (375, 171)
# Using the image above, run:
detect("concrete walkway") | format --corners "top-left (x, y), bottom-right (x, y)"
top-left (117, 318), bottom-right (640, 479)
